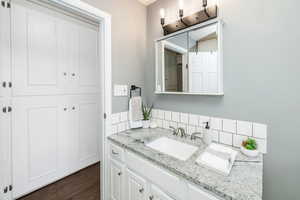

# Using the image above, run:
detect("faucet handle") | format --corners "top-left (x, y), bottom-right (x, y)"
top-left (169, 126), bottom-right (178, 135)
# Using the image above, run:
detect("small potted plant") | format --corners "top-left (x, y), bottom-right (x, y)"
top-left (142, 103), bottom-right (153, 128)
top-left (241, 138), bottom-right (259, 157)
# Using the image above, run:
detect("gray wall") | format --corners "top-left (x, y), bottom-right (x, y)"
top-left (146, 0), bottom-right (300, 200)
top-left (83, 0), bottom-right (147, 113)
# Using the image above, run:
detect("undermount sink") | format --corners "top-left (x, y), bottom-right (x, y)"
top-left (146, 137), bottom-right (198, 161)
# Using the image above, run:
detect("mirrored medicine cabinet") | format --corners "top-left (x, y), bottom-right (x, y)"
top-left (155, 20), bottom-right (223, 95)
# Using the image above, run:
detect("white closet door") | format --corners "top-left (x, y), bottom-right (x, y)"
top-left (12, 96), bottom-right (63, 198)
top-left (0, 99), bottom-right (12, 200)
top-left (11, 3), bottom-right (64, 96)
top-left (76, 25), bottom-right (100, 94)
top-left (57, 97), bottom-right (79, 178)
top-left (0, 3), bottom-right (11, 98)
top-left (74, 95), bottom-right (100, 169)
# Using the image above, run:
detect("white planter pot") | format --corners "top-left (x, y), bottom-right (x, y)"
top-left (240, 146), bottom-right (259, 157)
top-left (142, 120), bottom-right (150, 128)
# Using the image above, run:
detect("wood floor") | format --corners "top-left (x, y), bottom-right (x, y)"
top-left (18, 163), bottom-right (100, 200)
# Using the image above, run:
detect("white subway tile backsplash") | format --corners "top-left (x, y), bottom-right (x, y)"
top-left (212, 130), bottom-right (219, 142)
top-left (211, 118), bottom-right (222, 130)
top-left (163, 120), bottom-right (170, 129)
top-left (164, 111), bottom-right (172, 121)
top-left (180, 113), bottom-right (189, 124)
top-left (172, 112), bottom-right (180, 122)
top-left (152, 109), bottom-right (158, 118)
top-left (233, 134), bottom-right (248, 148)
top-left (237, 121), bottom-right (252, 136)
top-left (223, 119), bottom-right (237, 133)
top-left (189, 114), bottom-right (199, 126)
top-left (199, 116), bottom-right (210, 127)
top-left (219, 132), bottom-right (233, 146)
top-left (169, 121), bottom-right (178, 129)
top-left (111, 125), bottom-right (118, 134)
top-left (158, 110), bottom-right (165, 119)
top-left (118, 122), bottom-right (126, 132)
top-left (112, 113), bottom-right (120, 124)
top-left (116, 109), bottom-right (268, 154)
top-left (253, 123), bottom-right (267, 139)
top-left (187, 126), bottom-right (196, 135)
top-left (120, 112), bottom-right (128, 122)
top-left (255, 138), bottom-right (267, 153)
top-left (157, 119), bottom-right (163, 128)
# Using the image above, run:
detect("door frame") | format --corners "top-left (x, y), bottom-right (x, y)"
top-left (18, 1), bottom-right (112, 200)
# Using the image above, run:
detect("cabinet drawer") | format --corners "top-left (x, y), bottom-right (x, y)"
top-left (188, 184), bottom-right (220, 200)
top-left (109, 143), bottom-right (124, 162)
top-left (125, 151), bottom-right (185, 200)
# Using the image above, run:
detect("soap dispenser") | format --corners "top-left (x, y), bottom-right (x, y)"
top-left (203, 121), bottom-right (213, 145)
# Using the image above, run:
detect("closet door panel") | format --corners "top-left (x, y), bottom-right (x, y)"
top-left (0, 3), bottom-right (11, 98)
top-left (11, 3), bottom-right (63, 96)
top-left (75, 95), bottom-right (100, 169)
top-left (0, 99), bottom-right (12, 200)
top-left (12, 97), bottom-right (63, 198)
top-left (57, 21), bottom-right (79, 92)
top-left (76, 25), bottom-right (100, 94)
top-left (57, 97), bottom-right (79, 178)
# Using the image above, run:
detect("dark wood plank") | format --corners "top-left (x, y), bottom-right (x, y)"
top-left (18, 163), bottom-right (100, 200)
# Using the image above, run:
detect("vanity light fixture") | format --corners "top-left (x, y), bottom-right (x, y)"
top-left (202, 0), bottom-right (210, 17)
top-left (160, 0), bottom-right (218, 36)
top-left (178, 0), bottom-right (187, 26)
top-left (160, 8), bottom-right (165, 26)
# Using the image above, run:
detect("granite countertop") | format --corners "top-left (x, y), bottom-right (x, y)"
top-left (108, 128), bottom-right (263, 200)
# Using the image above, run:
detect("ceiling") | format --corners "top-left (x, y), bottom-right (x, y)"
top-left (138, 0), bottom-right (158, 6)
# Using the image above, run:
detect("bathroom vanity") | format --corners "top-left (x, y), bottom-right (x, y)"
top-left (107, 128), bottom-right (263, 200)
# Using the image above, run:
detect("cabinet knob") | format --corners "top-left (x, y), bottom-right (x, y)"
top-left (63, 108), bottom-right (67, 111)
top-left (2, 81), bottom-right (6, 88)
top-left (149, 195), bottom-right (154, 200)
top-left (71, 73), bottom-right (75, 76)
top-left (118, 172), bottom-right (122, 176)
top-left (139, 188), bottom-right (144, 193)
top-left (1, 1), bottom-right (5, 8)
top-left (72, 106), bottom-right (75, 110)
top-left (63, 72), bottom-right (67, 76)
top-left (2, 107), bottom-right (7, 113)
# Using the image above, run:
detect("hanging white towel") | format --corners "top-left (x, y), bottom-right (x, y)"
top-left (129, 96), bottom-right (143, 128)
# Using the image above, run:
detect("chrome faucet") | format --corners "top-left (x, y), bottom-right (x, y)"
top-left (190, 132), bottom-right (202, 140)
top-left (169, 126), bottom-right (187, 138)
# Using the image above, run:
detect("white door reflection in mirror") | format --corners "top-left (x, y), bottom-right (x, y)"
top-left (155, 21), bottom-right (223, 95)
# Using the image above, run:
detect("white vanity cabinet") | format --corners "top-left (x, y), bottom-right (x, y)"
top-left (149, 185), bottom-right (175, 200)
top-left (108, 142), bottom-right (221, 200)
top-left (126, 169), bottom-right (147, 200)
top-left (110, 159), bottom-right (125, 200)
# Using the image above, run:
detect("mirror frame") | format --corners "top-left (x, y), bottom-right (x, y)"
top-left (155, 19), bottom-right (224, 96)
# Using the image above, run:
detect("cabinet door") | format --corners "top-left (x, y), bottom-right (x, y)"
top-left (76, 24), bottom-right (100, 94)
top-left (12, 96), bottom-right (63, 198)
top-left (110, 159), bottom-right (124, 200)
top-left (11, 2), bottom-right (64, 96)
top-left (0, 99), bottom-right (12, 200)
top-left (149, 185), bottom-right (175, 200)
top-left (74, 95), bottom-right (100, 169)
top-left (0, 2), bottom-right (11, 98)
top-left (126, 170), bottom-right (147, 200)
top-left (188, 184), bottom-right (220, 200)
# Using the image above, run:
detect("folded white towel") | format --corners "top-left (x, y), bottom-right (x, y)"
top-left (129, 96), bottom-right (143, 128)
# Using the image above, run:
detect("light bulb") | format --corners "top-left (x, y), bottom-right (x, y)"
top-left (160, 8), bottom-right (165, 18)
top-left (178, 0), bottom-right (184, 10)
